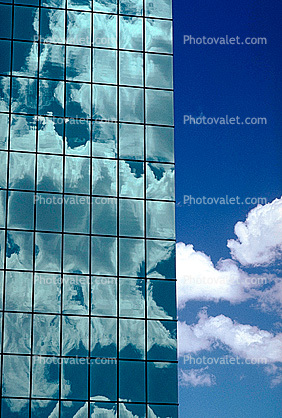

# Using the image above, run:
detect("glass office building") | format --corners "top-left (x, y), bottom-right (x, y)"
top-left (0, 0), bottom-right (177, 416)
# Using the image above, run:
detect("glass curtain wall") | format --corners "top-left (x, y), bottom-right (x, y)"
top-left (0, 0), bottom-right (177, 416)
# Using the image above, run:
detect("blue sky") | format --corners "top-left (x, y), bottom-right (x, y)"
top-left (173, 0), bottom-right (282, 417)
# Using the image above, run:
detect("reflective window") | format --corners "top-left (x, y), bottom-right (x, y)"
top-left (92, 158), bottom-right (117, 197)
top-left (146, 89), bottom-right (174, 125)
top-left (147, 320), bottom-right (177, 361)
top-left (35, 232), bottom-right (62, 272)
top-left (14, 6), bottom-right (38, 42)
top-left (93, 48), bottom-right (117, 84)
top-left (67, 11), bottom-right (91, 46)
top-left (92, 197), bottom-right (117, 235)
top-left (91, 236), bottom-right (117, 276)
top-left (145, 0), bottom-right (172, 19)
top-left (34, 273), bottom-right (61, 314)
top-left (146, 239), bottom-right (176, 279)
top-left (119, 318), bottom-right (145, 359)
top-left (119, 199), bottom-right (144, 237)
top-left (63, 275), bottom-right (89, 315)
top-left (66, 46), bottom-right (91, 82)
top-left (146, 125), bottom-right (174, 163)
top-left (146, 162), bottom-right (175, 200)
top-left (93, 13), bottom-right (117, 49)
top-left (8, 191), bottom-right (34, 230)
top-left (91, 316), bottom-right (117, 357)
top-left (119, 360), bottom-right (145, 402)
top-left (10, 115), bottom-right (37, 152)
top-left (119, 238), bottom-right (145, 277)
top-left (147, 362), bottom-right (178, 403)
top-left (146, 200), bottom-right (175, 239)
top-left (119, 278), bottom-right (145, 318)
top-left (119, 161), bottom-right (144, 198)
top-left (147, 279), bottom-right (176, 320)
top-left (93, 84), bottom-right (117, 121)
top-left (91, 276), bottom-right (117, 317)
top-left (119, 16), bottom-right (143, 51)
top-left (40, 8), bottom-right (65, 44)
top-left (120, 87), bottom-right (144, 123)
top-left (63, 234), bottom-right (90, 274)
top-left (146, 53), bottom-right (173, 89)
top-left (146, 18), bottom-right (173, 53)
top-left (93, 122), bottom-right (117, 158)
top-left (119, 123), bottom-right (144, 161)
top-left (119, 51), bottom-right (143, 86)
top-left (12, 41), bottom-right (38, 77)
top-left (94, 0), bottom-right (117, 13)
top-left (39, 44), bottom-right (65, 80)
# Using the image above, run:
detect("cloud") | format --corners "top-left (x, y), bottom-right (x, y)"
top-left (227, 197), bottom-right (282, 266)
top-left (178, 309), bottom-right (282, 363)
top-left (179, 367), bottom-right (216, 387)
top-left (177, 243), bottom-right (259, 307)
top-left (264, 364), bottom-right (282, 387)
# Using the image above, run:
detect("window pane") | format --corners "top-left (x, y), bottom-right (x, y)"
top-left (92, 158), bottom-right (117, 197)
top-left (119, 360), bottom-right (145, 402)
top-left (147, 362), bottom-right (178, 403)
top-left (4, 312), bottom-right (31, 354)
top-left (12, 41), bottom-right (38, 77)
top-left (63, 275), bottom-right (89, 315)
top-left (93, 49), bottom-right (117, 84)
top-left (93, 121), bottom-right (117, 158)
top-left (33, 314), bottom-right (60, 355)
top-left (146, 200), bottom-right (175, 239)
top-left (146, 18), bottom-right (173, 53)
top-left (90, 361), bottom-right (117, 401)
top-left (39, 43), bottom-right (65, 80)
top-left (12, 77), bottom-right (37, 115)
top-left (63, 234), bottom-right (90, 274)
top-left (119, 238), bottom-right (145, 277)
top-left (37, 154), bottom-right (63, 193)
top-left (68, 0), bottom-right (92, 10)
top-left (62, 315), bottom-right (89, 356)
top-left (32, 358), bottom-right (59, 398)
top-left (66, 82), bottom-right (91, 118)
top-left (119, 87), bottom-right (144, 123)
top-left (34, 273), bottom-right (61, 314)
top-left (119, 51), bottom-right (143, 86)
top-left (64, 195), bottom-right (90, 234)
top-left (119, 16), bottom-right (143, 51)
top-left (8, 191), bottom-right (34, 230)
top-left (119, 278), bottom-right (145, 318)
top-left (66, 46), bottom-right (91, 82)
top-left (91, 317), bottom-right (117, 357)
top-left (6, 230), bottom-right (33, 271)
top-left (38, 118), bottom-right (64, 154)
top-left (2, 355), bottom-right (30, 397)
top-left (119, 318), bottom-right (145, 359)
top-left (148, 405), bottom-right (178, 418)
top-left (9, 152), bottom-right (35, 191)
top-left (67, 11), bottom-right (91, 45)
top-left (146, 89), bottom-right (174, 125)
top-left (35, 232), bottom-right (62, 272)
top-left (14, 6), bottom-right (38, 41)
top-left (119, 123), bottom-right (144, 161)
top-left (91, 276), bottom-right (117, 317)
top-left (0, 114), bottom-right (9, 150)
top-left (65, 156), bottom-right (90, 195)
top-left (5, 271), bottom-right (32, 312)
top-left (145, 0), bottom-right (172, 19)
top-left (146, 126), bottom-right (174, 163)
top-left (36, 193), bottom-right (62, 232)
top-left (120, 0), bottom-right (143, 15)
top-left (91, 236), bottom-right (117, 276)
top-left (146, 162), bottom-right (175, 200)
top-left (146, 239), bottom-right (176, 279)
top-left (92, 197), bottom-right (117, 235)
top-left (93, 13), bottom-right (117, 49)
top-left (94, 0), bottom-right (117, 13)
top-left (119, 199), bottom-right (144, 237)
top-left (93, 84), bottom-right (117, 121)
top-left (147, 320), bottom-right (177, 361)
top-left (147, 279), bottom-right (176, 320)
top-left (119, 161), bottom-right (144, 198)
top-left (65, 120), bottom-right (91, 156)
top-left (40, 8), bottom-right (65, 44)
top-left (146, 53), bottom-right (173, 89)
top-left (10, 115), bottom-right (36, 152)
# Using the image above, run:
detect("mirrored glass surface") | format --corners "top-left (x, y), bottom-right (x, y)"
top-left (0, 76), bottom-right (10, 113)
top-left (0, 113), bottom-right (9, 150)
top-left (8, 190), bottom-right (34, 230)
top-left (36, 193), bottom-right (62, 232)
top-left (146, 18), bottom-right (173, 53)
top-left (119, 161), bottom-right (144, 198)
top-left (65, 120), bottom-right (91, 156)
top-left (119, 278), bottom-right (145, 318)
top-left (90, 360), bottom-right (117, 401)
top-left (146, 200), bottom-right (175, 239)
top-left (119, 16), bottom-right (143, 51)
top-left (34, 273), bottom-right (61, 314)
top-left (0, 271), bottom-right (3, 310)
top-left (40, 8), bottom-right (65, 44)
top-left (119, 51), bottom-right (143, 86)
top-left (61, 401), bottom-right (86, 417)
top-left (119, 123), bottom-right (144, 161)
top-left (93, 48), bottom-right (117, 84)
top-left (92, 197), bottom-right (117, 235)
top-left (0, 230), bottom-right (4, 269)
top-left (146, 125), bottom-right (174, 163)
top-left (146, 162), bottom-right (175, 200)
top-left (14, 6), bottom-right (39, 42)
top-left (64, 195), bottom-right (90, 234)
top-left (63, 234), bottom-right (90, 274)
top-left (92, 158), bottom-right (117, 196)
top-left (0, 190), bottom-right (6, 228)
top-left (11, 77), bottom-right (37, 115)
top-left (6, 230), bottom-right (33, 270)
top-left (0, 152), bottom-right (7, 189)
top-left (5, 271), bottom-right (32, 312)
top-left (9, 152), bottom-right (35, 191)
top-left (91, 236), bottom-right (117, 276)
top-left (66, 82), bottom-right (91, 118)
top-left (2, 355), bottom-right (30, 397)
top-left (35, 232), bottom-right (62, 272)
top-left (0, 40), bottom-right (11, 75)
top-left (91, 276), bottom-right (117, 317)
top-left (119, 360), bottom-right (145, 402)
top-left (68, 0), bottom-right (92, 10)
top-left (147, 279), bottom-right (176, 320)
top-left (4, 312), bottom-right (31, 354)
top-left (37, 154), bottom-right (63, 192)
top-left (119, 318), bottom-right (145, 359)
top-left (93, 13), bottom-right (117, 49)
top-left (67, 11), bottom-right (91, 46)
top-left (10, 115), bottom-right (36, 152)
top-left (147, 320), bottom-right (177, 361)
top-left (120, 0), bottom-right (143, 15)
top-left (2, 398), bottom-right (29, 417)
top-left (31, 400), bottom-right (58, 417)
top-left (33, 314), bottom-right (60, 355)
top-left (146, 53), bottom-right (173, 89)
top-left (38, 117), bottom-right (64, 154)
top-left (66, 46), bottom-right (91, 82)
top-left (62, 315), bottom-right (89, 356)
top-left (148, 404), bottom-right (178, 418)
top-left (32, 358), bottom-right (59, 398)
top-left (61, 358), bottom-right (88, 400)
top-left (146, 239), bottom-right (176, 279)
top-left (90, 402), bottom-right (117, 416)
top-left (94, 0), bottom-right (117, 13)
top-left (119, 199), bottom-right (144, 237)
top-left (39, 79), bottom-right (64, 117)
top-left (93, 122), bottom-right (117, 158)
top-left (0, 5), bottom-right (12, 39)
top-left (91, 316), bottom-right (117, 357)
top-left (65, 156), bottom-right (90, 195)
top-left (119, 87), bottom-right (144, 123)
top-left (146, 89), bottom-right (174, 125)
top-left (145, 0), bottom-right (172, 18)
top-left (119, 403), bottom-right (146, 418)
top-left (147, 362), bottom-right (178, 404)
top-left (39, 43), bottom-right (65, 80)
top-left (93, 84), bottom-right (117, 121)
top-left (119, 238), bottom-right (145, 277)
top-left (63, 274), bottom-right (89, 315)
top-left (12, 41), bottom-right (38, 77)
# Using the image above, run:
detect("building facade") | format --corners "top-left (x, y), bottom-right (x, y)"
top-left (0, 0), bottom-right (177, 416)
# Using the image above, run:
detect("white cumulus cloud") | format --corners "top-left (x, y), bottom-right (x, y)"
top-left (179, 367), bottom-right (216, 387)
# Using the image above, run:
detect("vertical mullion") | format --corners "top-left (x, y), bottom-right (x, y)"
top-left (88, 1), bottom-right (94, 416)
top-left (0, 0), bottom-right (15, 416)
top-left (28, 1), bottom-right (41, 415)
top-left (117, 1), bottom-right (120, 416)
top-left (58, 0), bottom-right (68, 416)
top-left (143, 1), bottom-right (148, 416)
